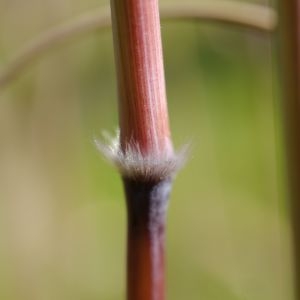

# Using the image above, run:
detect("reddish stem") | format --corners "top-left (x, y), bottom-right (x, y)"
top-left (110, 0), bottom-right (173, 299)
top-left (124, 179), bottom-right (170, 300)
top-left (110, 0), bottom-right (173, 157)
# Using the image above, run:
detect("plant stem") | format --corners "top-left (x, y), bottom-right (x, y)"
top-left (110, 0), bottom-right (173, 299)
top-left (278, 0), bottom-right (300, 298)
top-left (124, 178), bottom-right (171, 300)
top-left (0, 1), bottom-right (276, 90)
top-left (110, 0), bottom-right (172, 157)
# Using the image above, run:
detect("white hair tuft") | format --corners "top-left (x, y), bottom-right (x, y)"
top-left (94, 130), bottom-right (188, 181)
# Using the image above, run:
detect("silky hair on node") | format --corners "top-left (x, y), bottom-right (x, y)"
top-left (95, 130), bottom-right (188, 181)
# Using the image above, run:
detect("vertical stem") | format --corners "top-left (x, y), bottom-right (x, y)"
top-left (124, 179), bottom-right (171, 300)
top-left (279, 0), bottom-right (300, 298)
top-left (110, 0), bottom-right (174, 299)
top-left (110, 0), bottom-right (173, 157)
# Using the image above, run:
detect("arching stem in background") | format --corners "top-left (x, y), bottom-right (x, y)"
top-left (278, 0), bottom-right (300, 298)
top-left (0, 1), bottom-right (276, 89)
top-left (110, 0), bottom-right (178, 299)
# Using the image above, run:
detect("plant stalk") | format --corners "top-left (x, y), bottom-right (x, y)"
top-left (124, 178), bottom-right (170, 300)
top-left (110, 0), bottom-right (172, 157)
top-left (0, 2), bottom-right (276, 90)
top-left (278, 0), bottom-right (300, 298)
top-left (110, 0), bottom-right (174, 299)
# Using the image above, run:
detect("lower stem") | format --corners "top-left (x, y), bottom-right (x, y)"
top-left (123, 178), bottom-right (172, 300)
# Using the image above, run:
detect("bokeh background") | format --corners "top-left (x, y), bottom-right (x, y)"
top-left (0, 0), bottom-right (294, 299)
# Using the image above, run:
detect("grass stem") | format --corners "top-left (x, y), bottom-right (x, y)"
top-left (110, 0), bottom-right (175, 298)
top-left (0, 1), bottom-right (276, 90)
top-left (278, 0), bottom-right (300, 298)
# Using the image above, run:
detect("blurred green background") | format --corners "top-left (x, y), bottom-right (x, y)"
top-left (0, 0), bottom-right (294, 299)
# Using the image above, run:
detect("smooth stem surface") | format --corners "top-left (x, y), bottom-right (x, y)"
top-left (110, 0), bottom-right (173, 299)
top-left (279, 0), bottom-right (300, 298)
top-left (110, 0), bottom-right (172, 157)
top-left (124, 179), bottom-right (170, 300)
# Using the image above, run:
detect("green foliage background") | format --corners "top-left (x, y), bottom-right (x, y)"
top-left (0, 0), bottom-right (294, 299)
